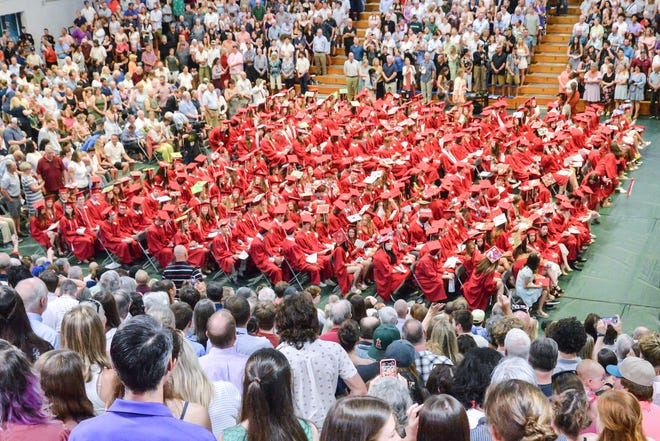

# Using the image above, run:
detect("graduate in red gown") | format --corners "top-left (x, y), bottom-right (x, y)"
top-left (59, 202), bottom-right (97, 262)
top-left (146, 211), bottom-right (175, 268)
top-left (211, 220), bottom-right (239, 275)
top-left (29, 200), bottom-right (57, 249)
top-left (414, 241), bottom-right (452, 303)
top-left (248, 222), bottom-right (283, 284)
top-left (372, 234), bottom-right (410, 302)
top-left (98, 207), bottom-right (142, 264)
top-left (462, 257), bottom-right (503, 311)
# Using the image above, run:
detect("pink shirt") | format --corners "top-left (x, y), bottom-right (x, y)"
top-left (1, 422), bottom-right (69, 441)
top-left (640, 400), bottom-right (660, 441)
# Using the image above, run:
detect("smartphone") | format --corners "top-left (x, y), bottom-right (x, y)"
top-left (380, 359), bottom-right (397, 377)
top-left (602, 316), bottom-right (619, 326)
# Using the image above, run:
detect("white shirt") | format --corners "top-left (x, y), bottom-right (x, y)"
top-left (104, 141), bottom-right (126, 163)
top-left (208, 381), bottom-right (241, 438)
top-left (278, 339), bottom-right (358, 429)
top-left (42, 295), bottom-right (79, 332)
top-left (178, 72), bottom-right (194, 90)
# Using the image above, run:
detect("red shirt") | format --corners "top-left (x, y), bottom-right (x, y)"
top-left (36, 157), bottom-right (65, 194)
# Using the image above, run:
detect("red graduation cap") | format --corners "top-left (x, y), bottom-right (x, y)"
top-left (273, 204), bottom-right (288, 215)
top-left (283, 221), bottom-right (298, 235)
top-left (427, 240), bottom-right (442, 254)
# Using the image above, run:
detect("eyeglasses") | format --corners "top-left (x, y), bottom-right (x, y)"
top-left (79, 298), bottom-right (102, 314)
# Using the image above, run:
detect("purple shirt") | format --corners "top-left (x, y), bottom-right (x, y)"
top-left (69, 399), bottom-right (215, 441)
top-left (199, 346), bottom-right (248, 392)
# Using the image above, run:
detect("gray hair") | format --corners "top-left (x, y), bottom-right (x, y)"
top-left (119, 276), bottom-right (138, 293)
top-left (378, 306), bottom-right (398, 326)
top-left (53, 258), bottom-right (69, 273)
top-left (59, 279), bottom-right (79, 298)
top-left (99, 270), bottom-right (121, 294)
top-left (504, 328), bottom-right (531, 359)
top-left (402, 319), bottom-right (424, 344)
top-left (490, 356), bottom-right (537, 386)
top-left (143, 291), bottom-right (170, 312)
top-left (68, 266), bottom-right (83, 280)
top-left (0, 253), bottom-right (11, 269)
top-left (615, 334), bottom-right (635, 361)
top-left (147, 305), bottom-right (175, 329)
top-left (257, 287), bottom-right (276, 303)
top-left (329, 300), bottom-right (352, 327)
top-left (368, 377), bottom-right (412, 437)
top-left (113, 289), bottom-right (132, 318)
top-left (15, 277), bottom-right (49, 312)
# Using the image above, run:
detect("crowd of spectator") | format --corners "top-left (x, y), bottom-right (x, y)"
top-left (0, 260), bottom-right (659, 440)
top-left (560, 0), bottom-right (660, 119)
top-left (0, 1), bottom-right (657, 440)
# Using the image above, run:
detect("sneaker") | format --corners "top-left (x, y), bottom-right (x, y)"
top-left (319, 281), bottom-right (327, 287)
top-left (324, 279), bottom-right (337, 287)
top-left (546, 300), bottom-right (561, 306)
top-left (350, 287), bottom-right (362, 295)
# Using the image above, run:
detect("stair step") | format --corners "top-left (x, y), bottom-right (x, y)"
top-left (519, 85), bottom-right (560, 95)
top-left (531, 63), bottom-right (566, 73)
top-left (546, 23), bottom-right (574, 32)
top-left (543, 34), bottom-right (571, 43)
top-left (547, 15), bottom-right (580, 24)
top-left (534, 54), bottom-right (568, 63)
top-left (312, 74), bottom-right (350, 85)
top-left (537, 44), bottom-right (568, 54)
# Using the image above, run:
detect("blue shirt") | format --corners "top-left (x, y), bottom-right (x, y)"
top-left (235, 327), bottom-right (273, 356)
top-left (27, 312), bottom-right (59, 348)
top-left (69, 399), bottom-right (215, 441)
top-left (185, 336), bottom-right (206, 357)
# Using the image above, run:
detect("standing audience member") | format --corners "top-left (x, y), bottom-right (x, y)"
top-left (35, 349), bottom-right (95, 430)
top-left (276, 293), bottom-right (367, 429)
top-left (69, 316), bottom-right (215, 440)
top-left (0, 340), bottom-right (69, 440)
top-left (221, 348), bottom-right (318, 441)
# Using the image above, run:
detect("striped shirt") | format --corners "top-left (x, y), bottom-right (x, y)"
top-left (162, 260), bottom-right (202, 290)
top-left (21, 174), bottom-right (44, 214)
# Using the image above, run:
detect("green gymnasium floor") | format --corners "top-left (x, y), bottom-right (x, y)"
top-left (544, 117), bottom-right (660, 333)
top-left (12, 119), bottom-right (659, 333)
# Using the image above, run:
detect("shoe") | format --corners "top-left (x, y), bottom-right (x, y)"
top-left (577, 257), bottom-right (587, 263)
top-left (546, 300), bottom-right (560, 306)
top-left (536, 310), bottom-right (549, 318)
top-left (359, 283), bottom-right (368, 290)
top-left (325, 279), bottom-right (337, 287)
top-left (319, 281), bottom-right (327, 287)
top-left (18, 232), bottom-right (28, 238)
top-left (350, 287), bottom-right (362, 295)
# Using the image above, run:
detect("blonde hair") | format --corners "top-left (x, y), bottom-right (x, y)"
top-left (61, 305), bottom-right (111, 381)
top-left (596, 390), bottom-right (646, 441)
top-left (170, 331), bottom-right (214, 408)
top-left (427, 318), bottom-right (463, 365)
top-left (484, 379), bottom-right (556, 441)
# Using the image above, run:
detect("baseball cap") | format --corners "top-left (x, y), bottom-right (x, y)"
top-left (368, 324), bottom-right (400, 360)
top-left (472, 309), bottom-right (485, 324)
top-left (606, 357), bottom-right (655, 387)
top-left (384, 339), bottom-right (416, 368)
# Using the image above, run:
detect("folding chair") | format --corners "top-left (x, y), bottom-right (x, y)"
top-left (136, 231), bottom-right (160, 273)
top-left (283, 257), bottom-right (308, 292)
top-left (454, 265), bottom-right (468, 296)
top-left (96, 231), bottom-right (121, 269)
top-left (207, 241), bottom-right (231, 282)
